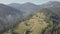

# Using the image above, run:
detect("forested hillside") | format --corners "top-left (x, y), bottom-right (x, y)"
top-left (3, 8), bottom-right (60, 34)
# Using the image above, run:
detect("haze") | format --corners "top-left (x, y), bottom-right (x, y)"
top-left (0, 0), bottom-right (60, 4)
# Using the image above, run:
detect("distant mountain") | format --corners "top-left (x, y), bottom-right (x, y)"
top-left (8, 1), bottom-right (60, 20)
top-left (8, 2), bottom-right (40, 17)
top-left (9, 3), bottom-right (22, 10)
top-left (0, 4), bottom-right (23, 34)
top-left (2, 1), bottom-right (60, 34)
top-left (0, 4), bottom-right (23, 22)
top-left (40, 1), bottom-right (60, 8)
top-left (4, 8), bottom-right (60, 34)
top-left (40, 1), bottom-right (60, 16)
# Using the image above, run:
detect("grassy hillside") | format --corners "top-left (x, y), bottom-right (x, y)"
top-left (4, 8), bottom-right (60, 34)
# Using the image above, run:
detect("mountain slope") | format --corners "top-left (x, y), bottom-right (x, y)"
top-left (40, 1), bottom-right (60, 16)
top-left (0, 4), bottom-right (23, 34)
top-left (4, 8), bottom-right (60, 34)
top-left (9, 3), bottom-right (21, 10)
top-left (0, 3), bottom-right (22, 21)
top-left (8, 2), bottom-right (40, 17)
top-left (40, 1), bottom-right (60, 8)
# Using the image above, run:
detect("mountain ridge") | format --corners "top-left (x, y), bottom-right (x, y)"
top-left (4, 8), bottom-right (60, 34)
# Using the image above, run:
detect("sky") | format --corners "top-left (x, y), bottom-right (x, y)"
top-left (0, 0), bottom-right (60, 4)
